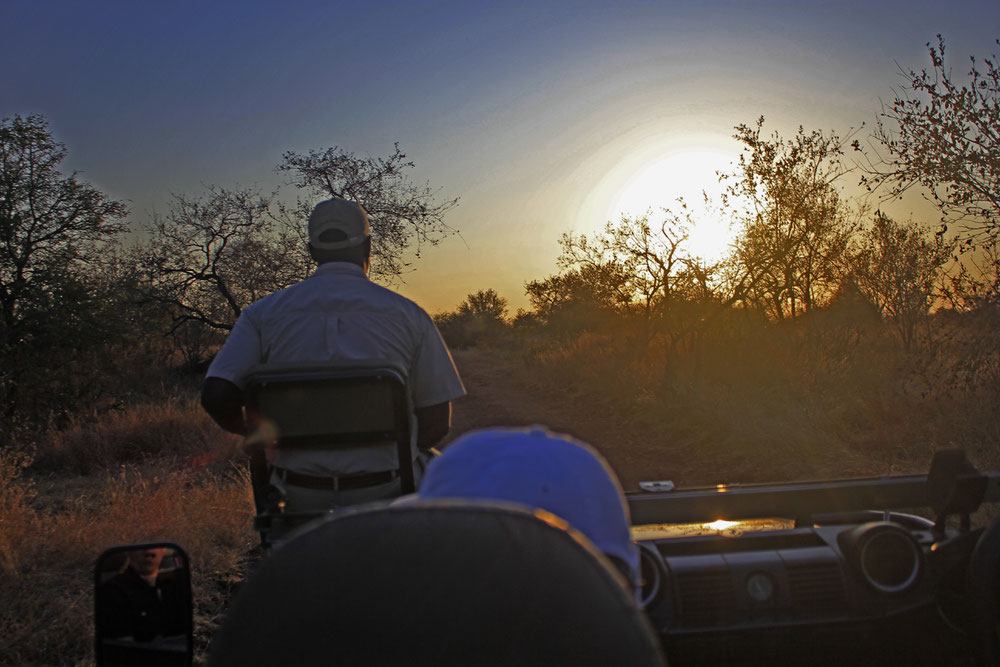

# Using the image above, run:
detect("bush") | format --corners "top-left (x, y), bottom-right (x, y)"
top-left (34, 399), bottom-right (242, 475)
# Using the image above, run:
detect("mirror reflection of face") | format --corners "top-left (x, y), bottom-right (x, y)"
top-left (126, 548), bottom-right (168, 577)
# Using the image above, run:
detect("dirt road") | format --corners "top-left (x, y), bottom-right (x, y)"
top-left (443, 348), bottom-right (696, 491)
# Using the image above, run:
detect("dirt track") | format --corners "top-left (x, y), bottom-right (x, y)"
top-left (443, 348), bottom-right (696, 491)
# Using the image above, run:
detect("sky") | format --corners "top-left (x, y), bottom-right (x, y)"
top-left (2, 1), bottom-right (998, 312)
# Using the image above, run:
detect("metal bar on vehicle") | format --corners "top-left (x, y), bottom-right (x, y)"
top-left (627, 473), bottom-right (1000, 525)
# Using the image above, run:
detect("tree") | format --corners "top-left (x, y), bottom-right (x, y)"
top-left (938, 244), bottom-right (1000, 311)
top-left (723, 118), bottom-right (856, 319)
top-left (557, 209), bottom-right (704, 318)
top-left (0, 115), bottom-right (128, 349)
top-left (278, 143), bottom-right (458, 280)
top-left (865, 36), bottom-right (999, 251)
top-left (456, 288), bottom-right (509, 323)
top-left (525, 264), bottom-right (632, 317)
top-left (850, 213), bottom-right (951, 348)
top-left (140, 143), bottom-right (458, 361)
top-left (0, 115), bottom-right (128, 424)
top-left (137, 186), bottom-right (309, 354)
top-left (434, 289), bottom-right (509, 347)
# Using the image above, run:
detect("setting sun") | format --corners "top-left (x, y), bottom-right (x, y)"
top-left (613, 151), bottom-right (727, 215)
top-left (615, 150), bottom-right (737, 263)
top-left (584, 142), bottom-right (741, 264)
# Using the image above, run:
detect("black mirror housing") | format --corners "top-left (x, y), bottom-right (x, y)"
top-left (94, 542), bottom-right (193, 667)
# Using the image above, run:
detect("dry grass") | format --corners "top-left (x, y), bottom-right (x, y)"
top-left (6, 307), bottom-right (997, 665)
top-left (514, 309), bottom-right (1000, 483)
top-left (1, 401), bottom-right (255, 666)
top-left (31, 398), bottom-right (243, 475)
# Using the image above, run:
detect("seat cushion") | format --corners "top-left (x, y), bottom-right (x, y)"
top-left (210, 501), bottom-right (665, 666)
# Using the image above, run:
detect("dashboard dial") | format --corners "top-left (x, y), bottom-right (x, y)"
top-left (746, 572), bottom-right (776, 602)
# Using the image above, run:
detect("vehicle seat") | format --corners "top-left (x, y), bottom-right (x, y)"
top-left (243, 362), bottom-right (415, 544)
top-left (208, 501), bottom-right (666, 667)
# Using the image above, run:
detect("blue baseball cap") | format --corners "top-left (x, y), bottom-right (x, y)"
top-left (419, 426), bottom-right (639, 587)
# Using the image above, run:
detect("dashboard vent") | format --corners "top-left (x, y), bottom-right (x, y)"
top-left (676, 571), bottom-right (735, 623)
top-left (787, 562), bottom-right (847, 612)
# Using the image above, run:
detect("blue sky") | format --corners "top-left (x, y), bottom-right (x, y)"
top-left (3, 1), bottom-right (997, 311)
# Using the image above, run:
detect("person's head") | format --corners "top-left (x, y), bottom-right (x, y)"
top-left (307, 198), bottom-right (371, 270)
top-left (126, 547), bottom-right (167, 579)
top-left (418, 426), bottom-right (640, 590)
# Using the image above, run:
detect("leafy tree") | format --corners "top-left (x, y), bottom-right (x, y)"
top-left (525, 265), bottom-right (629, 316)
top-left (278, 143), bottom-right (458, 280)
top-left (0, 115), bottom-right (128, 349)
top-left (521, 265), bottom-right (631, 337)
top-left (550, 207), bottom-right (735, 346)
top-left (524, 273), bottom-right (572, 317)
top-left (850, 213), bottom-right (951, 348)
top-left (723, 118), bottom-right (856, 319)
top-left (0, 115), bottom-right (128, 424)
top-left (434, 289), bottom-right (509, 347)
top-left (456, 288), bottom-right (509, 323)
top-left (865, 36), bottom-right (1000, 251)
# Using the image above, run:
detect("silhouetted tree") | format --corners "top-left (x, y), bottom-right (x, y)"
top-left (456, 288), bottom-right (509, 322)
top-left (0, 115), bottom-right (128, 424)
top-left (850, 213), bottom-right (951, 348)
top-left (434, 289), bottom-right (509, 347)
top-left (723, 118), bottom-right (857, 319)
top-left (525, 264), bottom-right (630, 315)
top-left (864, 36), bottom-right (1000, 251)
top-left (134, 186), bottom-right (311, 366)
top-left (558, 208), bottom-right (706, 318)
top-left (278, 143), bottom-right (458, 280)
top-left (0, 115), bottom-right (128, 350)
top-left (938, 246), bottom-right (1000, 311)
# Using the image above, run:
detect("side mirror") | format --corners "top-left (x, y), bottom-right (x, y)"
top-left (94, 542), bottom-right (193, 667)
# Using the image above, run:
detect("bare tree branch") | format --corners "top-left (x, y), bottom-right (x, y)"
top-left (278, 143), bottom-right (459, 281)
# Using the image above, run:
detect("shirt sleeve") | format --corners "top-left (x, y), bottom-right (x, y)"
top-left (205, 307), bottom-right (262, 390)
top-left (410, 310), bottom-right (466, 408)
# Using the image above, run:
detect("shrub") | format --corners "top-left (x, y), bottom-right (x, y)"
top-left (34, 399), bottom-right (242, 475)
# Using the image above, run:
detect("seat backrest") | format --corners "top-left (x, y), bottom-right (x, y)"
top-left (244, 363), bottom-right (415, 492)
top-left (209, 502), bottom-right (666, 667)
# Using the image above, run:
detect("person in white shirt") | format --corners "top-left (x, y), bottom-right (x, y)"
top-left (201, 198), bottom-right (465, 510)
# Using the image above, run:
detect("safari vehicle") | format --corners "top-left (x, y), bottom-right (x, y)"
top-left (628, 448), bottom-right (1000, 665)
top-left (96, 447), bottom-right (1000, 666)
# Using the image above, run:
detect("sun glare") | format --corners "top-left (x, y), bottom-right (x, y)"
top-left (706, 520), bottom-right (739, 531)
top-left (613, 151), bottom-right (721, 213)
top-left (612, 150), bottom-right (736, 262)
top-left (580, 139), bottom-right (740, 264)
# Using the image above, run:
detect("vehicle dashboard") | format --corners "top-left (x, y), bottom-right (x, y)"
top-left (625, 453), bottom-right (997, 665)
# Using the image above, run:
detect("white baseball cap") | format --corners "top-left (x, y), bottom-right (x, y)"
top-left (419, 426), bottom-right (639, 587)
top-left (307, 198), bottom-right (370, 250)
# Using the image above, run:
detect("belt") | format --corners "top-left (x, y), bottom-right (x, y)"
top-left (275, 467), bottom-right (398, 491)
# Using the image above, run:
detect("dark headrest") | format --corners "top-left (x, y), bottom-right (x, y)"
top-left (209, 502), bottom-right (665, 666)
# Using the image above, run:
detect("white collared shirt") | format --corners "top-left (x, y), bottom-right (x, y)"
top-left (206, 262), bottom-right (465, 475)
